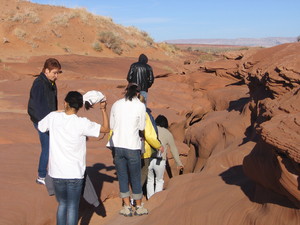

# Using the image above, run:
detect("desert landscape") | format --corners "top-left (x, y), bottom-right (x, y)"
top-left (0, 1), bottom-right (299, 225)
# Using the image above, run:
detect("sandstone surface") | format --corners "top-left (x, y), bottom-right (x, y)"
top-left (0, 1), bottom-right (299, 225)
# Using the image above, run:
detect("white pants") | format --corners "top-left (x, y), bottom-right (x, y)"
top-left (146, 159), bottom-right (166, 199)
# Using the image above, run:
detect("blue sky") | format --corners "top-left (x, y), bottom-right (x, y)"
top-left (30, 0), bottom-right (300, 42)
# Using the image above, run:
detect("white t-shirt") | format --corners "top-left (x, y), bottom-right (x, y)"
top-left (107, 97), bottom-right (145, 150)
top-left (38, 111), bottom-right (101, 179)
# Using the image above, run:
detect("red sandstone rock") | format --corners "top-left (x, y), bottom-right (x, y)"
top-left (0, 1), bottom-right (300, 224)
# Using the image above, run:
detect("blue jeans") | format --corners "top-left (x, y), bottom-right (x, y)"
top-left (34, 123), bottom-right (49, 178)
top-left (53, 178), bottom-right (84, 225)
top-left (114, 148), bottom-right (143, 200)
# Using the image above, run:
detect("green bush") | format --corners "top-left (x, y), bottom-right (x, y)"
top-left (197, 54), bottom-right (217, 63)
top-left (13, 28), bottom-right (26, 39)
top-left (50, 13), bottom-right (70, 27)
top-left (141, 30), bottom-right (154, 46)
top-left (127, 41), bottom-right (136, 48)
top-left (159, 42), bottom-right (178, 54)
top-left (98, 31), bottom-right (123, 55)
top-left (9, 10), bottom-right (40, 23)
top-left (92, 42), bottom-right (103, 52)
top-left (183, 46), bottom-right (249, 54)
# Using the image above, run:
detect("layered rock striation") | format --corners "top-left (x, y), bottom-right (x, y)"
top-left (242, 43), bottom-right (300, 208)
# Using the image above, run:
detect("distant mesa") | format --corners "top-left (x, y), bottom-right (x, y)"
top-left (165, 37), bottom-right (297, 47)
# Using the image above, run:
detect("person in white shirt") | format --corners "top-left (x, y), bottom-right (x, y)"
top-left (38, 91), bottom-right (109, 225)
top-left (107, 83), bottom-right (148, 216)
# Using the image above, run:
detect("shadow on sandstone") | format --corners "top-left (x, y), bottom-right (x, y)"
top-left (220, 165), bottom-right (298, 209)
top-left (226, 80), bottom-right (246, 87)
top-left (78, 163), bottom-right (117, 225)
top-left (227, 97), bottom-right (250, 113)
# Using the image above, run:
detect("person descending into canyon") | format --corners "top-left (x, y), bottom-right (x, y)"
top-left (127, 54), bottom-right (154, 104)
top-left (38, 91), bottom-right (109, 225)
top-left (147, 115), bottom-right (184, 199)
top-left (28, 58), bottom-right (62, 185)
top-left (138, 95), bottom-right (163, 196)
top-left (107, 83), bottom-right (148, 216)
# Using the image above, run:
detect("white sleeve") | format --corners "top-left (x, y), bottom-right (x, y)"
top-left (38, 113), bottom-right (51, 132)
top-left (139, 104), bottom-right (146, 130)
top-left (82, 118), bottom-right (101, 138)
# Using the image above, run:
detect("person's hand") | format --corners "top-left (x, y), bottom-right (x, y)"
top-left (177, 165), bottom-right (184, 171)
top-left (100, 101), bottom-right (107, 110)
top-left (159, 145), bottom-right (164, 153)
top-left (178, 165), bottom-right (184, 175)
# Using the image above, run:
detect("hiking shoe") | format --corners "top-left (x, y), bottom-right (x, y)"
top-left (36, 177), bottom-right (45, 185)
top-left (119, 205), bottom-right (133, 217)
top-left (134, 204), bottom-right (148, 216)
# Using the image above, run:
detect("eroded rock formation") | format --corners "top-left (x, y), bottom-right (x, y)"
top-left (148, 43), bottom-right (300, 225)
top-left (242, 43), bottom-right (300, 208)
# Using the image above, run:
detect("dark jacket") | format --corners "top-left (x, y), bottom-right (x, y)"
top-left (127, 54), bottom-right (154, 92)
top-left (27, 72), bottom-right (58, 124)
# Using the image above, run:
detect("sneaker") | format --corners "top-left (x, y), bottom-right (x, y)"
top-left (134, 204), bottom-right (148, 216)
top-left (119, 205), bottom-right (133, 217)
top-left (36, 177), bottom-right (45, 185)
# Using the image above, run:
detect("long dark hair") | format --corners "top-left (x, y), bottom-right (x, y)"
top-left (64, 91), bottom-right (83, 111)
top-left (125, 83), bottom-right (140, 101)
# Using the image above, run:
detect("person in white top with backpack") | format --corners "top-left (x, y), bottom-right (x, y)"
top-left (107, 83), bottom-right (149, 217)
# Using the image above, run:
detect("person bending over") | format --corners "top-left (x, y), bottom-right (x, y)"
top-left (147, 115), bottom-right (184, 199)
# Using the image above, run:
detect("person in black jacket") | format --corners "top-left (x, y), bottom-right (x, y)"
top-left (27, 58), bottom-right (62, 185)
top-left (127, 54), bottom-right (154, 103)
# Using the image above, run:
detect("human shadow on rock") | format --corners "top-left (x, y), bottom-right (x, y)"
top-left (220, 165), bottom-right (298, 209)
top-left (227, 97), bottom-right (250, 112)
top-left (78, 163), bottom-right (117, 225)
top-left (226, 80), bottom-right (245, 86)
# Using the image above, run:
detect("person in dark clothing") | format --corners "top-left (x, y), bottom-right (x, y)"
top-left (27, 58), bottom-right (62, 185)
top-left (127, 54), bottom-right (154, 103)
